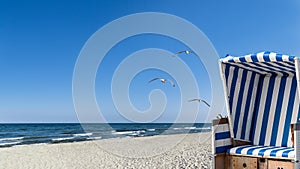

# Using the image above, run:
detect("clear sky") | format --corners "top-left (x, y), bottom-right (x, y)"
top-left (1, 0), bottom-right (300, 123)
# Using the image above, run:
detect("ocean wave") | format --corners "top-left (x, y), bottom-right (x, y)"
top-left (112, 131), bottom-right (135, 135)
top-left (87, 136), bottom-right (102, 140)
top-left (52, 137), bottom-right (75, 142)
top-left (199, 127), bottom-right (211, 130)
top-left (22, 136), bottom-right (50, 140)
top-left (73, 133), bottom-right (93, 137)
top-left (0, 141), bottom-right (21, 147)
top-left (112, 130), bottom-right (146, 135)
top-left (0, 137), bottom-right (24, 142)
top-left (147, 129), bottom-right (156, 132)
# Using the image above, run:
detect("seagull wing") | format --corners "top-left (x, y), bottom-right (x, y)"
top-left (216, 113), bottom-right (223, 119)
top-left (200, 100), bottom-right (211, 107)
top-left (189, 51), bottom-right (196, 55)
top-left (148, 78), bottom-right (160, 83)
top-left (188, 98), bottom-right (210, 107)
top-left (188, 99), bottom-right (200, 102)
top-left (172, 51), bottom-right (185, 57)
top-left (167, 79), bottom-right (175, 87)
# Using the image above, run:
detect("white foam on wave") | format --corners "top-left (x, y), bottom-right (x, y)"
top-left (184, 127), bottom-right (196, 130)
top-left (147, 129), bottom-right (156, 132)
top-left (0, 137), bottom-right (24, 142)
top-left (112, 131), bottom-right (135, 135)
top-left (87, 136), bottom-right (102, 140)
top-left (113, 130), bottom-right (146, 135)
top-left (73, 133), bottom-right (93, 137)
top-left (0, 141), bottom-right (21, 146)
top-left (52, 137), bottom-right (74, 141)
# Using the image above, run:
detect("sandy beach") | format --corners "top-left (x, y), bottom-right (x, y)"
top-left (0, 132), bottom-right (212, 169)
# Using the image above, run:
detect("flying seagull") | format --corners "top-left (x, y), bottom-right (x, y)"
top-left (216, 114), bottom-right (223, 119)
top-left (148, 78), bottom-right (175, 87)
top-left (173, 50), bottom-right (195, 57)
top-left (216, 113), bottom-right (227, 119)
top-left (188, 98), bottom-right (210, 107)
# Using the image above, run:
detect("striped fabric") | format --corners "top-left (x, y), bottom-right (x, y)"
top-left (228, 145), bottom-right (295, 159)
top-left (220, 51), bottom-right (300, 147)
top-left (212, 120), bottom-right (232, 154)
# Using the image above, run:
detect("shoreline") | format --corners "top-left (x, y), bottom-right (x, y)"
top-left (0, 130), bottom-right (211, 148)
top-left (0, 132), bottom-right (212, 168)
top-left (0, 123), bottom-right (212, 148)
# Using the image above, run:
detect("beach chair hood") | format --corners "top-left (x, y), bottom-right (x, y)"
top-left (219, 51), bottom-right (300, 147)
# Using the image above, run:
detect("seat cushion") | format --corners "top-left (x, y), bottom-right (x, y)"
top-left (227, 145), bottom-right (295, 159)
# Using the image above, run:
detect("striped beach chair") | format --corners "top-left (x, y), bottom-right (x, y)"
top-left (212, 51), bottom-right (300, 169)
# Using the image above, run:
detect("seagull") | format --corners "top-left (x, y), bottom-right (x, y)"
top-left (188, 98), bottom-right (210, 107)
top-left (173, 50), bottom-right (195, 57)
top-left (216, 114), bottom-right (223, 119)
top-left (148, 78), bottom-right (175, 87)
top-left (216, 114), bottom-right (227, 119)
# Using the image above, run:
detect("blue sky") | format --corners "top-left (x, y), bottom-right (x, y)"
top-left (1, 0), bottom-right (300, 123)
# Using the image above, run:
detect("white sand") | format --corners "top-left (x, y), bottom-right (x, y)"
top-left (0, 133), bottom-right (212, 169)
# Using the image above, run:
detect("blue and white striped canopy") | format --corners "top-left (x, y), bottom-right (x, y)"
top-left (221, 51), bottom-right (296, 76)
top-left (220, 51), bottom-right (300, 148)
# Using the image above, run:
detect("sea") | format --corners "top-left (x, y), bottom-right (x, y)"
top-left (0, 123), bottom-right (211, 148)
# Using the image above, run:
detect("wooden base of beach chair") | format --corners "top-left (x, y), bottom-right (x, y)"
top-left (214, 153), bottom-right (229, 169)
top-left (267, 159), bottom-right (293, 169)
top-left (224, 155), bottom-right (294, 169)
top-left (258, 158), bottom-right (268, 169)
top-left (229, 156), bottom-right (257, 169)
